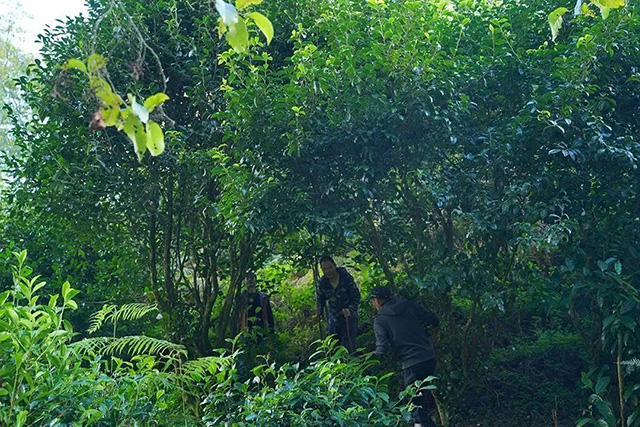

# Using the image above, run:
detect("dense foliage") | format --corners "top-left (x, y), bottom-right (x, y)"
top-left (1, 0), bottom-right (639, 425)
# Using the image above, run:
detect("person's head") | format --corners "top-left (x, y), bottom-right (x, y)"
top-left (319, 256), bottom-right (338, 280)
top-left (369, 286), bottom-right (392, 311)
top-left (244, 272), bottom-right (257, 293)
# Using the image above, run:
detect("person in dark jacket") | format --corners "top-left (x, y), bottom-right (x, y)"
top-left (239, 273), bottom-right (275, 340)
top-left (316, 256), bottom-right (361, 353)
top-left (370, 286), bottom-right (440, 427)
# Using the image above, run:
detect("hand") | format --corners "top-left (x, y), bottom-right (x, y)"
top-left (342, 308), bottom-right (351, 317)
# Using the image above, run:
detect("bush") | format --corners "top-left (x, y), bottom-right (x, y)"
top-left (202, 337), bottom-right (422, 427)
top-left (0, 251), bottom-right (195, 426)
top-left (452, 332), bottom-right (588, 427)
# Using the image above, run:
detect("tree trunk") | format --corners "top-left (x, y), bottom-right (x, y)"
top-left (215, 236), bottom-right (253, 346)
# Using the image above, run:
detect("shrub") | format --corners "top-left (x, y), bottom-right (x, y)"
top-left (202, 337), bottom-right (423, 426)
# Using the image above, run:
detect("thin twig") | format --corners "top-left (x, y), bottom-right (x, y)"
top-left (112, 0), bottom-right (168, 93)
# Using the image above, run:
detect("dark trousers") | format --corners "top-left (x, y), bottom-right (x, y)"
top-left (328, 315), bottom-right (358, 353)
top-left (403, 358), bottom-right (437, 426)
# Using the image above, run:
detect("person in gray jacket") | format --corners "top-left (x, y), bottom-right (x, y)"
top-left (370, 286), bottom-right (440, 427)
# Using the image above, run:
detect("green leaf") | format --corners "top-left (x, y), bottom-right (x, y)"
top-left (146, 120), bottom-right (165, 156)
top-left (0, 290), bottom-right (9, 306)
top-left (87, 54), bottom-right (107, 75)
top-left (81, 409), bottom-right (103, 424)
top-left (597, 260), bottom-right (608, 272)
top-left (91, 78), bottom-right (124, 109)
top-left (548, 7), bottom-right (569, 42)
top-left (32, 281), bottom-right (46, 294)
top-left (217, 18), bottom-right (228, 38)
top-left (101, 105), bottom-right (121, 127)
top-left (620, 315), bottom-right (636, 332)
top-left (236, 0), bottom-right (263, 10)
top-left (143, 93), bottom-right (170, 113)
top-left (248, 12), bottom-right (274, 45)
top-left (595, 0), bottom-right (625, 7)
top-left (614, 261), bottom-right (622, 275)
top-left (18, 281), bottom-right (30, 300)
top-left (62, 281), bottom-right (71, 298)
top-left (64, 58), bottom-right (87, 73)
top-left (227, 18), bottom-right (249, 53)
top-left (595, 376), bottom-right (610, 394)
top-left (16, 410), bottom-right (28, 427)
top-left (49, 294), bottom-right (59, 308)
top-left (589, 0), bottom-right (623, 18)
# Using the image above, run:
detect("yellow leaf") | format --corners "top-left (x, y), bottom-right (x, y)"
top-left (143, 93), bottom-right (169, 113)
top-left (146, 120), bottom-right (165, 156)
top-left (64, 58), bottom-right (87, 73)
top-left (548, 7), bottom-right (569, 42)
top-left (236, 0), bottom-right (262, 10)
top-left (87, 54), bottom-right (107, 75)
top-left (100, 105), bottom-right (120, 127)
top-left (598, 0), bottom-right (625, 7)
top-left (248, 12), bottom-right (274, 45)
top-left (590, 0), bottom-right (624, 18)
top-left (226, 18), bottom-right (249, 53)
top-left (124, 115), bottom-right (147, 162)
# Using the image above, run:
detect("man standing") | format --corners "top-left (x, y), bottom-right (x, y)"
top-left (370, 286), bottom-right (440, 427)
top-left (240, 272), bottom-right (275, 339)
top-left (316, 256), bottom-right (361, 353)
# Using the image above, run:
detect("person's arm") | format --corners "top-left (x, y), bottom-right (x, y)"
top-left (345, 270), bottom-right (361, 315)
top-left (373, 318), bottom-right (391, 356)
top-left (238, 292), bottom-right (247, 331)
top-left (411, 301), bottom-right (440, 328)
top-left (263, 295), bottom-right (275, 330)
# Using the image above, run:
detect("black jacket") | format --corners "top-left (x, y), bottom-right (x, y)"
top-left (374, 297), bottom-right (439, 369)
top-left (316, 267), bottom-right (361, 325)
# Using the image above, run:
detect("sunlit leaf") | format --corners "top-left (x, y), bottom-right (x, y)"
top-left (143, 93), bottom-right (169, 113)
top-left (63, 58), bottom-right (87, 73)
top-left (580, 3), bottom-right (596, 16)
top-left (227, 18), bottom-right (249, 53)
top-left (100, 105), bottom-right (120, 127)
top-left (236, 0), bottom-right (263, 10)
top-left (248, 12), bottom-right (273, 45)
top-left (91, 78), bottom-right (124, 109)
top-left (87, 54), bottom-right (107, 74)
top-left (146, 120), bottom-right (165, 156)
top-left (548, 7), bottom-right (569, 41)
top-left (217, 18), bottom-right (228, 38)
top-left (596, 0), bottom-right (624, 7)
top-left (590, 0), bottom-right (623, 18)
top-left (124, 115), bottom-right (147, 162)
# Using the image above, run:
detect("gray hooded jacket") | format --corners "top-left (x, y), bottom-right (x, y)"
top-left (374, 297), bottom-right (439, 369)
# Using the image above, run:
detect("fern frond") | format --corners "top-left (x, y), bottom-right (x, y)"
top-left (103, 335), bottom-right (187, 359)
top-left (182, 352), bottom-right (239, 381)
top-left (70, 336), bottom-right (114, 357)
top-left (87, 303), bottom-right (158, 334)
top-left (111, 303), bottom-right (158, 325)
top-left (87, 304), bottom-right (117, 334)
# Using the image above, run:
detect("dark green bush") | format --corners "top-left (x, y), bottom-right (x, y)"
top-left (202, 337), bottom-right (421, 426)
